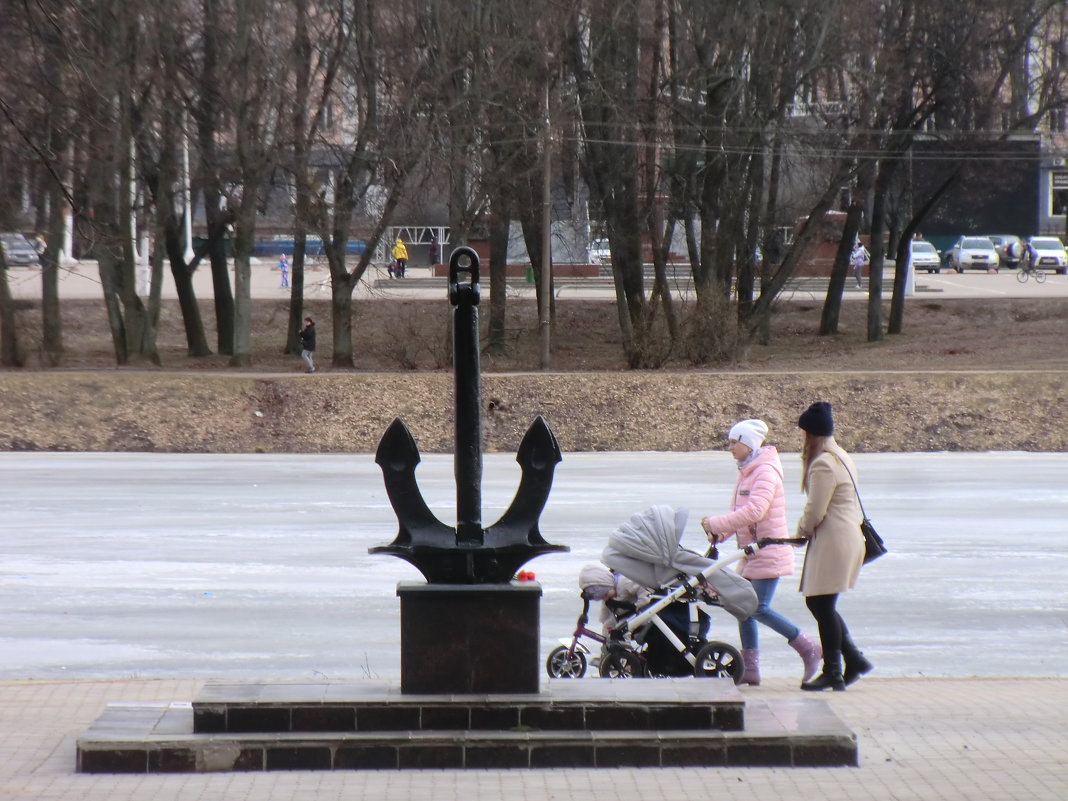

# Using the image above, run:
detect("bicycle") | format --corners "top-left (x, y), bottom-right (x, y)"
top-left (1017, 261), bottom-right (1047, 283)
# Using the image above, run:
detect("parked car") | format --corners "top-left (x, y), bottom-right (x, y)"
top-left (0, 233), bottom-right (39, 267)
top-left (984, 234), bottom-right (1023, 268)
top-left (1026, 236), bottom-right (1068, 274)
top-left (908, 239), bottom-right (942, 273)
top-left (945, 236), bottom-right (999, 272)
top-left (589, 239), bottom-right (611, 265)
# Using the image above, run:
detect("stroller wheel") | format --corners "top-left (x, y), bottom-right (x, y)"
top-left (598, 648), bottom-right (645, 679)
top-left (693, 641), bottom-right (743, 683)
top-left (546, 646), bottom-right (587, 678)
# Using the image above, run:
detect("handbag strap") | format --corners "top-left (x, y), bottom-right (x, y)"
top-left (829, 451), bottom-right (868, 519)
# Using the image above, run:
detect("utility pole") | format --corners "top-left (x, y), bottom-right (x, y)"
top-left (182, 116), bottom-right (194, 263)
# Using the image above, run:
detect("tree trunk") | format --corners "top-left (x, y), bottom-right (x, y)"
top-left (170, 259), bottom-right (211, 356)
top-left (287, 0), bottom-right (311, 357)
top-left (818, 200), bottom-right (864, 336)
top-left (331, 269), bottom-right (357, 369)
top-left (157, 175), bottom-right (212, 357)
top-left (41, 182), bottom-right (65, 365)
top-left (486, 211), bottom-right (509, 356)
top-left (228, 190), bottom-right (258, 367)
top-left (288, 229), bottom-right (308, 354)
top-left (888, 168), bottom-right (959, 334)
top-left (41, 20), bottom-right (66, 366)
top-left (0, 256), bottom-right (20, 367)
top-left (867, 160), bottom-right (900, 343)
top-left (819, 158), bottom-right (874, 336)
top-left (197, 0), bottom-right (234, 355)
top-left (650, 216), bottom-right (680, 341)
top-left (116, 105), bottom-right (157, 365)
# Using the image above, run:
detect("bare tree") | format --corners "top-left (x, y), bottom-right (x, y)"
top-left (566, 0), bottom-right (649, 365)
top-left (308, 0), bottom-right (427, 368)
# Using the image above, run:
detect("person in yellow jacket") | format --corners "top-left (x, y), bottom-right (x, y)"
top-left (390, 238), bottom-right (409, 278)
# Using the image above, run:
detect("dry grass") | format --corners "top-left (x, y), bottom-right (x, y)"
top-left (3, 295), bottom-right (1067, 453)
top-left (7, 295), bottom-right (1068, 374)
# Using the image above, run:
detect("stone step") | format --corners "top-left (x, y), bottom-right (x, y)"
top-left (190, 679), bottom-right (745, 734)
top-left (76, 679), bottom-right (857, 772)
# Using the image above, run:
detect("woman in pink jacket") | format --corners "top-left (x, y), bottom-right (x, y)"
top-left (700, 419), bottom-right (821, 686)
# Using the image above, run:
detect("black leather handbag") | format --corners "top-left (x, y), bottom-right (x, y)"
top-left (843, 464), bottom-right (887, 564)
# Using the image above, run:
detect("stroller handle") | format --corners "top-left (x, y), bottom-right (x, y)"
top-left (754, 537), bottom-right (807, 550)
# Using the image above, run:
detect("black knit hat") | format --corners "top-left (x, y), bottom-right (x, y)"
top-left (798, 401), bottom-right (834, 436)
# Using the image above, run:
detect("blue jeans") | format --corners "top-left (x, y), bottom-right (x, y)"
top-left (739, 577), bottom-right (800, 650)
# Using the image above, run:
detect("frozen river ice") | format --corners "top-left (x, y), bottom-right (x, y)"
top-left (1, 451), bottom-right (1066, 681)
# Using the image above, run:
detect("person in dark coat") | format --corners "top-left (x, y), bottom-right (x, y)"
top-left (299, 317), bottom-right (316, 373)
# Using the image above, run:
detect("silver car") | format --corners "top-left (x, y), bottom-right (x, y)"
top-left (909, 240), bottom-right (942, 273)
top-left (1, 233), bottom-right (40, 267)
top-left (946, 236), bottom-right (999, 272)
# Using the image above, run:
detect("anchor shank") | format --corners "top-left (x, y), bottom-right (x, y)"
top-left (451, 249), bottom-right (483, 545)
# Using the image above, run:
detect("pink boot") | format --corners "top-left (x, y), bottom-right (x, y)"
top-left (740, 648), bottom-right (760, 686)
top-left (789, 632), bottom-right (822, 683)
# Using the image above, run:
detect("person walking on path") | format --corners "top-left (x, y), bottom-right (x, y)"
top-left (850, 242), bottom-right (869, 289)
top-left (794, 401), bottom-right (873, 691)
top-left (278, 254), bottom-right (289, 288)
top-left (700, 418), bottom-right (821, 686)
top-left (391, 238), bottom-right (408, 278)
top-left (299, 316), bottom-right (316, 373)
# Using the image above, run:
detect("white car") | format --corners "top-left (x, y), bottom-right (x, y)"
top-left (589, 239), bottom-right (611, 265)
top-left (946, 236), bottom-right (999, 272)
top-left (908, 240), bottom-right (941, 273)
top-left (1026, 236), bottom-right (1068, 274)
top-left (0, 233), bottom-right (39, 267)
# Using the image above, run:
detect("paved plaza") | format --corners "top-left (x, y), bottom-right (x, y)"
top-left (1, 677), bottom-right (1064, 800)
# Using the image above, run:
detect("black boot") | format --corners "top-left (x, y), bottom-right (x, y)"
top-left (841, 634), bottom-right (873, 686)
top-left (800, 651), bottom-right (845, 691)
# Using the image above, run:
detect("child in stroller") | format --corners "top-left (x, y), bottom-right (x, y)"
top-left (578, 563), bottom-right (651, 634)
top-left (544, 563), bottom-right (649, 678)
top-left (546, 505), bottom-right (762, 681)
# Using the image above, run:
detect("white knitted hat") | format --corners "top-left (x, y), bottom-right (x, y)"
top-left (728, 418), bottom-right (769, 451)
top-left (578, 563), bottom-right (614, 590)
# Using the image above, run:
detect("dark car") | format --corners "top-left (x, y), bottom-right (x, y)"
top-left (985, 235), bottom-right (1023, 268)
top-left (1, 233), bottom-right (39, 267)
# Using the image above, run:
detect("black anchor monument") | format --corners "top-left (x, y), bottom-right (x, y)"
top-left (371, 246), bottom-right (568, 694)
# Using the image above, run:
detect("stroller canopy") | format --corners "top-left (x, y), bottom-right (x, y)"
top-left (602, 505), bottom-right (712, 589)
top-left (602, 504), bottom-right (760, 622)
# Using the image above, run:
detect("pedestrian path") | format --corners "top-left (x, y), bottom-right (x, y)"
top-left (2, 677), bottom-right (1064, 800)
top-left (8, 259), bottom-right (1068, 301)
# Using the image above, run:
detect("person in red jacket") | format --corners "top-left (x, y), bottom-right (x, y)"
top-left (700, 418), bottom-right (821, 686)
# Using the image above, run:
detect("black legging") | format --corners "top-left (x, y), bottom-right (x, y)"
top-left (805, 593), bottom-right (850, 656)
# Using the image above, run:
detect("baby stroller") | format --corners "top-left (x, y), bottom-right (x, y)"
top-left (547, 506), bottom-right (762, 681)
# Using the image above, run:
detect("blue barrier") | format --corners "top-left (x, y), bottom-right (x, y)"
top-left (253, 239), bottom-right (367, 257)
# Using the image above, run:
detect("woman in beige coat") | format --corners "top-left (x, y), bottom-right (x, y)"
top-left (794, 401), bottom-right (873, 691)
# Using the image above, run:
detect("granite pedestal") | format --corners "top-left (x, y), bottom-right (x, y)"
top-left (398, 581), bottom-right (541, 694)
